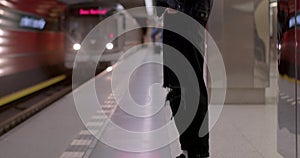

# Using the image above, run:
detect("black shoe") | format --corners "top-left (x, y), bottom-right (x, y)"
top-left (187, 154), bottom-right (200, 158)
top-left (188, 153), bottom-right (205, 158)
top-left (176, 154), bottom-right (186, 158)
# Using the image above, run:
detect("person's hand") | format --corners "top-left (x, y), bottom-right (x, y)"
top-left (167, 8), bottom-right (178, 14)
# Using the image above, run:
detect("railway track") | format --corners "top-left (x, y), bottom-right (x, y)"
top-left (0, 64), bottom-right (110, 136)
top-left (0, 77), bottom-right (72, 136)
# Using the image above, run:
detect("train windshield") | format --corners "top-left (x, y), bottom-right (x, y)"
top-left (65, 5), bottom-right (117, 44)
top-left (288, 14), bottom-right (300, 28)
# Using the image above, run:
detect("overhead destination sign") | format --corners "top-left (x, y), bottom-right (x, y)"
top-left (79, 8), bottom-right (109, 15)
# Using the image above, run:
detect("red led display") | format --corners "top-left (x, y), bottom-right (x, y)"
top-left (79, 8), bottom-right (109, 15)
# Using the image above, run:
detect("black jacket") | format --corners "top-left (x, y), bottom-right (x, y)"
top-left (155, 0), bottom-right (212, 92)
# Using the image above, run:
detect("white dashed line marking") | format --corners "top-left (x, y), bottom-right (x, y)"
top-left (96, 110), bottom-right (106, 114)
top-left (108, 96), bottom-right (114, 99)
top-left (71, 139), bottom-right (93, 146)
top-left (79, 130), bottom-right (92, 136)
top-left (60, 152), bottom-right (85, 158)
top-left (91, 115), bottom-right (106, 120)
top-left (104, 100), bottom-right (114, 104)
top-left (61, 93), bottom-right (117, 158)
top-left (86, 122), bottom-right (103, 127)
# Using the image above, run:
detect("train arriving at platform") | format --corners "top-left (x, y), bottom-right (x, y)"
top-left (0, 0), bottom-right (66, 106)
top-left (0, 1), bottom-right (143, 106)
top-left (63, 1), bottom-right (143, 70)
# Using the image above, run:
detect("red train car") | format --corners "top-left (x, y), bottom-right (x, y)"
top-left (0, 0), bottom-right (66, 105)
top-left (278, 0), bottom-right (300, 78)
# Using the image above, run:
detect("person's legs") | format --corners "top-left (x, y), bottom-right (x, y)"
top-left (170, 82), bottom-right (208, 157)
top-left (163, 10), bottom-right (209, 157)
top-left (180, 92), bottom-right (209, 157)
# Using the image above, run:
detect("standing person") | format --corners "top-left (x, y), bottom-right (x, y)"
top-left (155, 0), bottom-right (213, 158)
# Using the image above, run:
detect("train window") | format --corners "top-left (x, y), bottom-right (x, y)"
top-left (19, 16), bottom-right (46, 30)
top-left (0, 6), bottom-right (62, 32)
top-left (288, 14), bottom-right (300, 28)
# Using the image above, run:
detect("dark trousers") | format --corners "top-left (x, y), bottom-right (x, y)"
top-left (169, 83), bottom-right (209, 157)
top-left (162, 11), bottom-right (209, 157)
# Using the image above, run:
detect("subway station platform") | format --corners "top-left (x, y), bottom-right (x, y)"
top-left (0, 47), bottom-right (284, 158)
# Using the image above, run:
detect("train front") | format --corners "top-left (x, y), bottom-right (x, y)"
top-left (64, 2), bottom-right (126, 71)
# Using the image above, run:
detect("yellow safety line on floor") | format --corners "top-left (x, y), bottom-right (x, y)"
top-left (279, 74), bottom-right (300, 84)
top-left (0, 74), bottom-right (66, 107)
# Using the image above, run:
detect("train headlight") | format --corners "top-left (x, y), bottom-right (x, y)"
top-left (73, 43), bottom-right (81, 50)
top-left (106, 43), bottom-right (114, 50)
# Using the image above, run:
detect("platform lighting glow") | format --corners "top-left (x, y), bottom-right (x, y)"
top-left (0, 58), bottom-right (5, 64)
top-left (278, 44), bottom-right (281, 50)
top-left (106, 66), bottom-right (113, 72)
top-left (116, 4), bottom-right (124, 11)
top-left (73, 43), bottom-right (81, 50)
top-left (145, 0), bottom-right (153, 16)
top-left (270, 2), bottom-right (277, 8)
top-left (0, 29), bottom-right (4, 36)
top-left (106, 43), bottom-right (114, 50)
top-left (0, 1), bottom-right (13, 8)
top-left (0, 37), bottom-right (5, 44)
